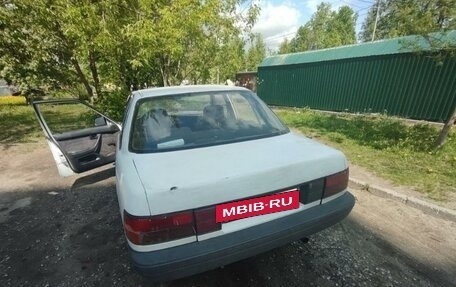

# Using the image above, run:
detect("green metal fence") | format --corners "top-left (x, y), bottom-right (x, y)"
top-left (257, 33), bottom-right (456, 122)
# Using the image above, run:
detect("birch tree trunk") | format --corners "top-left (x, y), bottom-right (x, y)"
top-left (434, 106), bottom-right (456, 149)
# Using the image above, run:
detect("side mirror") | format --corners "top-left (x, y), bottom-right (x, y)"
top-left (94, 116), bottom-right (107, 127)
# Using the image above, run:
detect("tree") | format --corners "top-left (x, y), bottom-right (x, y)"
top-left (278, 3), bottom-right (357, 54)
top-left (360, 0), bottom-right (456, 43)
top-left (0, 0), bottom-right (259, 100)
top-left (215, 36), bottom-right (245, 83)
top-left (331, 6), bottom-right (358, 46)
top-left (0, 0), bottom-right (140, 99)
top-left (359, 0), bottom-right (390, 42)
top-left (278, 38), bottom-right (292, 54)
top-left (244, 33), bottom-right (267, 71)
top-left (122, 0), bottom-right (260, 86)
top-left (1, 1), bottom-right (78, 94)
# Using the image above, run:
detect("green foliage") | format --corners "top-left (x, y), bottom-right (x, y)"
top-left (278, 3), bottom-right (357, 54)
top-left (360, 0), bottom-right (456, 46)
top-left (0, 103), bottom-right (42, 143)
top-left (0, 1), bottom-right (76, 91)
top-left (95, 90), bottom-right (129, 122)
top-left (120, 0), bottom-right (260, 86)
top-left (359, 1), bottom-right (390, 42)
top-left (277, 108), bottom-right (456, 201)
top-left (216, 37), bottom-right (245, 83)
top-left (244, 33), bottom-right (267, 71)
top-left (0, 0), bottom-right (260, 102)
top-left (39, 104), bottom-right (94, 134)
top-left (278, 38), bottom-right (292, 55)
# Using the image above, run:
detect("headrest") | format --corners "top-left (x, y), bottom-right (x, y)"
top-left (203, 105), bottom-right (224, 120)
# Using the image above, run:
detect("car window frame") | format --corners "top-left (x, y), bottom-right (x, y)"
top-left (119, 94), bottom-right (134, 150)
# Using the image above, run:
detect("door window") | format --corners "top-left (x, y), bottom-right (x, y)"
top-left (34, 100), bottom-right (120, 173)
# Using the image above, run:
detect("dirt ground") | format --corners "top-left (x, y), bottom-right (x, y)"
top-left (1, 142), bottom-right (455, 287)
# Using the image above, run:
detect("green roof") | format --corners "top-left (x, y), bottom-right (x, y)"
top-left (260, 31), bottom-right (456, 67)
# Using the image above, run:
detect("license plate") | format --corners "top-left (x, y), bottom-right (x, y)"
top-left (215, 190), bottom-right (300, 223)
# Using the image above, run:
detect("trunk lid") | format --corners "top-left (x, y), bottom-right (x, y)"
top-left (132, 132), bottom-right (347, 215)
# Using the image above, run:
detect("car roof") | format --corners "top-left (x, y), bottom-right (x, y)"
top-left (132, 85), bottom-right (249, 99)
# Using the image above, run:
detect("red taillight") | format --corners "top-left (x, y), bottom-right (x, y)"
top-left (124, 210), bottom-right (195, 245)
top-left (194, 206), bottom-right (221, 235)
top-left (324, 168), bottom-right (349, 198)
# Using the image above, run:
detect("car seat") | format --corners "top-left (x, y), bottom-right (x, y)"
top-left (143, 108), bottom-right (173, 141)
top-left (201, 104), bottom-right (226, 128)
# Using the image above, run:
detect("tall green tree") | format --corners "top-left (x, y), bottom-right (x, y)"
top-left (0, 0), bottom-right (141, 98)
top-left (0, 0), bottom-right (259, 99)
top-left (215, 36), bottom-right (245, 83)
top-left (331, 6), bottom-right (358, 45)
top-left (244, 33), bottom-right (266, 71)
top-left (96, 0), bottom-right (259, 87)
top-left (278, 3), bottom-right (357, 54)
top-left (359, 0), bottom-right (390, 42)
top-left (278, 38), bottom-right (292, 54)
top-left (360, 0), bottom-right (456, 42)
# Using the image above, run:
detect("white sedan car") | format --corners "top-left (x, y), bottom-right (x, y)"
top-left (33, 85), bottom-right (355, 281)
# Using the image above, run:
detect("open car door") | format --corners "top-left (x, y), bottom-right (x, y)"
top-left (33, 99), bottom-right (121, 177)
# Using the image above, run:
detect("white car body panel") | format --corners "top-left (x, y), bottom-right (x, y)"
top-left (127, 234), bottom-right (197, 252)
top-left (115, 145), bottom-right (152, 217)
top-left (130, 132), bottom-right (347, 216)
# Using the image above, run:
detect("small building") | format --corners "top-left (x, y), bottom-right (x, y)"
top-left (257, 31), bottom-right (456, 122)
top-left (235, 71), bottom-right (257, 92)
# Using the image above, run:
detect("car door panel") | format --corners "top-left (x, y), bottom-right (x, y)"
top-left (33, 99), bottom-right (121, 176)
top-left (52, 124), bottom-right (119, 141)
top-left (46, 140), bottom-right (76, 177)
top-left (58, 136), bottom-right (101, 157)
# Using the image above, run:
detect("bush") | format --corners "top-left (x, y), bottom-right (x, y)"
top-left (95, 90), bottom-right (129, 122)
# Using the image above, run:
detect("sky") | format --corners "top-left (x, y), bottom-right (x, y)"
top-left (248, 0), bottom-right (375, 50)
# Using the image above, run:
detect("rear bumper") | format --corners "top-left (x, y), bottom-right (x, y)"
top-left (129, 191), bottom-right (355, 282)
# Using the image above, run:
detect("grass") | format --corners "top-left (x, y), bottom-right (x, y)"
top-left (276, 108), bottom-right (456, 201)
top-left (0, 97), bottom-right (43, 143)
top-left (0, 96), bottom-right (93, 144)
top-left (39, 103), bottom-right (95, 133)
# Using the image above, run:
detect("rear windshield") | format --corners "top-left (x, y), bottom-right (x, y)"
top-left (129, 90), bottom-right (289, 153)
